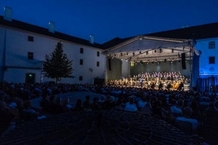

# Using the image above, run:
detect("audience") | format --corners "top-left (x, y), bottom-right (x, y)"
top-left (0, 82), bottom-right (217, 144)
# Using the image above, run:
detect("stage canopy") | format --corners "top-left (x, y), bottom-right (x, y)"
top-left (102, 36), bottom-right (197, 63)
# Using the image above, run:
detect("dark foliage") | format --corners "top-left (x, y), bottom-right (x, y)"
top-left (43, 41), bottom-right (73, 82)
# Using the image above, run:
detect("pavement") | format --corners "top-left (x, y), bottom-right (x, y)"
top-left (30, 91), bottom-right (106, 109)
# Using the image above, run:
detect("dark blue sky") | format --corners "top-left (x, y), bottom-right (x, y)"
top-left (1, 0), bottom-right (218, 44)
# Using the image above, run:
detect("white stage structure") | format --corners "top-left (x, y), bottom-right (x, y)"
top-left (103, 36), bottom-right (199, 90)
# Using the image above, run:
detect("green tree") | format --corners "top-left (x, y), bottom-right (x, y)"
top-left (43, 41), bottom-right (73, 83)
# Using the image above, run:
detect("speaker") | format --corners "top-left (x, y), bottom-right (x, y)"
top-left (181, 53), bottom-right (186, 69)
top-left (108, 58), bottom-right (111, 71)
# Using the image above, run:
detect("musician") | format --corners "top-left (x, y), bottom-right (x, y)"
top-left (166, 82), bottom-right (172, 90)
top-left (151, 81), bottom-right (155, 89)
top-left (177, 81), bottom-right (184, 91)
top-left (158, 81), bottom-right (163, 90)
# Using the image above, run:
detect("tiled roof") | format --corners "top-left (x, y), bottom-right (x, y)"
top-left (0, 16), bottom-right (102, 48)
top-left (146, 22), bottom-right (218, 40)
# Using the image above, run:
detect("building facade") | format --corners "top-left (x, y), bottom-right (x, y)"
top-left (0, 16), bottom-right (106, 84)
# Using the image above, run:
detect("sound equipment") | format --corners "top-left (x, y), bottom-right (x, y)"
top-left (181, 53), bottom-right (186, 69)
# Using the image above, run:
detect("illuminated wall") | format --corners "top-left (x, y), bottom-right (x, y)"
top-left (196, 38), bottom-right (218, 77)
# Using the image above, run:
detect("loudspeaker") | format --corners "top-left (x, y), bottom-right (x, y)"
top-left (181, 53), bottom-right (186, 69)
top-left (108, 58), bottom-right (111, 71)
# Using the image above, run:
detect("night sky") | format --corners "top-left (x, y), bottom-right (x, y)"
top-left (0, 0), bottom-right (218, 43)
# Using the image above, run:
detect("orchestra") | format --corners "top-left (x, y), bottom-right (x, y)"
top-left (107, 71), bottom-right (189, 90)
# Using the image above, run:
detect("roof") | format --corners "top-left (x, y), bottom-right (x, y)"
top-left (101, 37), bottom-right (133, 49)
top-left (0, 16), bottom-right (102, 48)
top-left (146, 22), bottom-right (218, 40)
top-left (102, 36), bottom-right (193, 62)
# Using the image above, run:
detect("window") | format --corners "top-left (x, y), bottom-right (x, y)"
top-left (80, 59), bottom-right (83, 65)
top-left (79, 76), bottom-right (83, 81)
top-left (209, 41), bottom-right (215, 49)
top-left (28, 36), bottom-right (34, 42)
top-left (209, 56), bottom-right (215, 64)
top-left (97, 51), bottom-right (100, 57)
top-left (28, 52), bottom-right (34, 60)
top-left (80, 48), bottom-right (83, 54)
top-left (97, 61), bottom-right (100, 67)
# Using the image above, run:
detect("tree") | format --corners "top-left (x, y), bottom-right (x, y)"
top-left (43, 41), bottom-right (73, 83)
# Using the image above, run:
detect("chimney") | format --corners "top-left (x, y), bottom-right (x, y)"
top-left (4, 7), bottom-right (12, 21)
top-left (48, 21), bottom-right (55, 33)
top-left (90, 35), bottom-right (94, 44)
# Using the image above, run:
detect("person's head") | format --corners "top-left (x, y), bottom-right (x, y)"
top-left (183, 107), bottom-right (193, 118)
top-left (23, 100), bottom-right (32, 109)
top-left (215, 100), bottom-right (218, 109)
top-left (171, 99), bottom-right (177, 105)
top-left (76, 99), bottom-right (82, 107)
top-left (129, 97), bottom-right (134, 104)
top-left (177, 99), bottom-right (184, 108)
top-left (0, 101), bottom-right (7, 110)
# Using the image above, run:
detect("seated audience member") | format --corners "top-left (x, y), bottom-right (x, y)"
top-left (190, 100), bottom-right (201, 119)
top-left (137, 96), bottom-right (147, 111)
top-left (115, 98), bottom-right (125, 111)
top-left (204, 102), bottom-right (218, 114)
top-left (91, 97), bottom-right (101, 111)
top-left (73, 99), bottom-right (83, 111)
top-left (175, 107), bottom-right (199, 132)
top-left (102, 95), bottom-right (115, 110)
top-left (124, 97), bottom-right (138, 112)
top-left (83, 95), bottom-right (92, 111)
top-left (40, 94), bottom-right (50, 112)
top-left (151, 100), bottom-right (162, 117)
top-left (0, 101), bottom-right (13, 135)
top-left (63, 98), bottom-right (73, 112)
top-left (177, 99), bottom-right (184, 109)
top-left (170, 99), bottom-right (182, 117)
top-left (23, 100), bottom-right (46, 120)
top-left (53, 97), bottom-right (64, 114)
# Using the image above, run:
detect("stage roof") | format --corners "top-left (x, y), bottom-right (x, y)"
top-left (102, 36), bottom-right (196, 62)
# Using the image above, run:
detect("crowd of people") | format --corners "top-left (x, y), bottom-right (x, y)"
top-left (0, 82), bottom-right (218, 144)
top-left (108, 71), bottom-right (189, 91)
